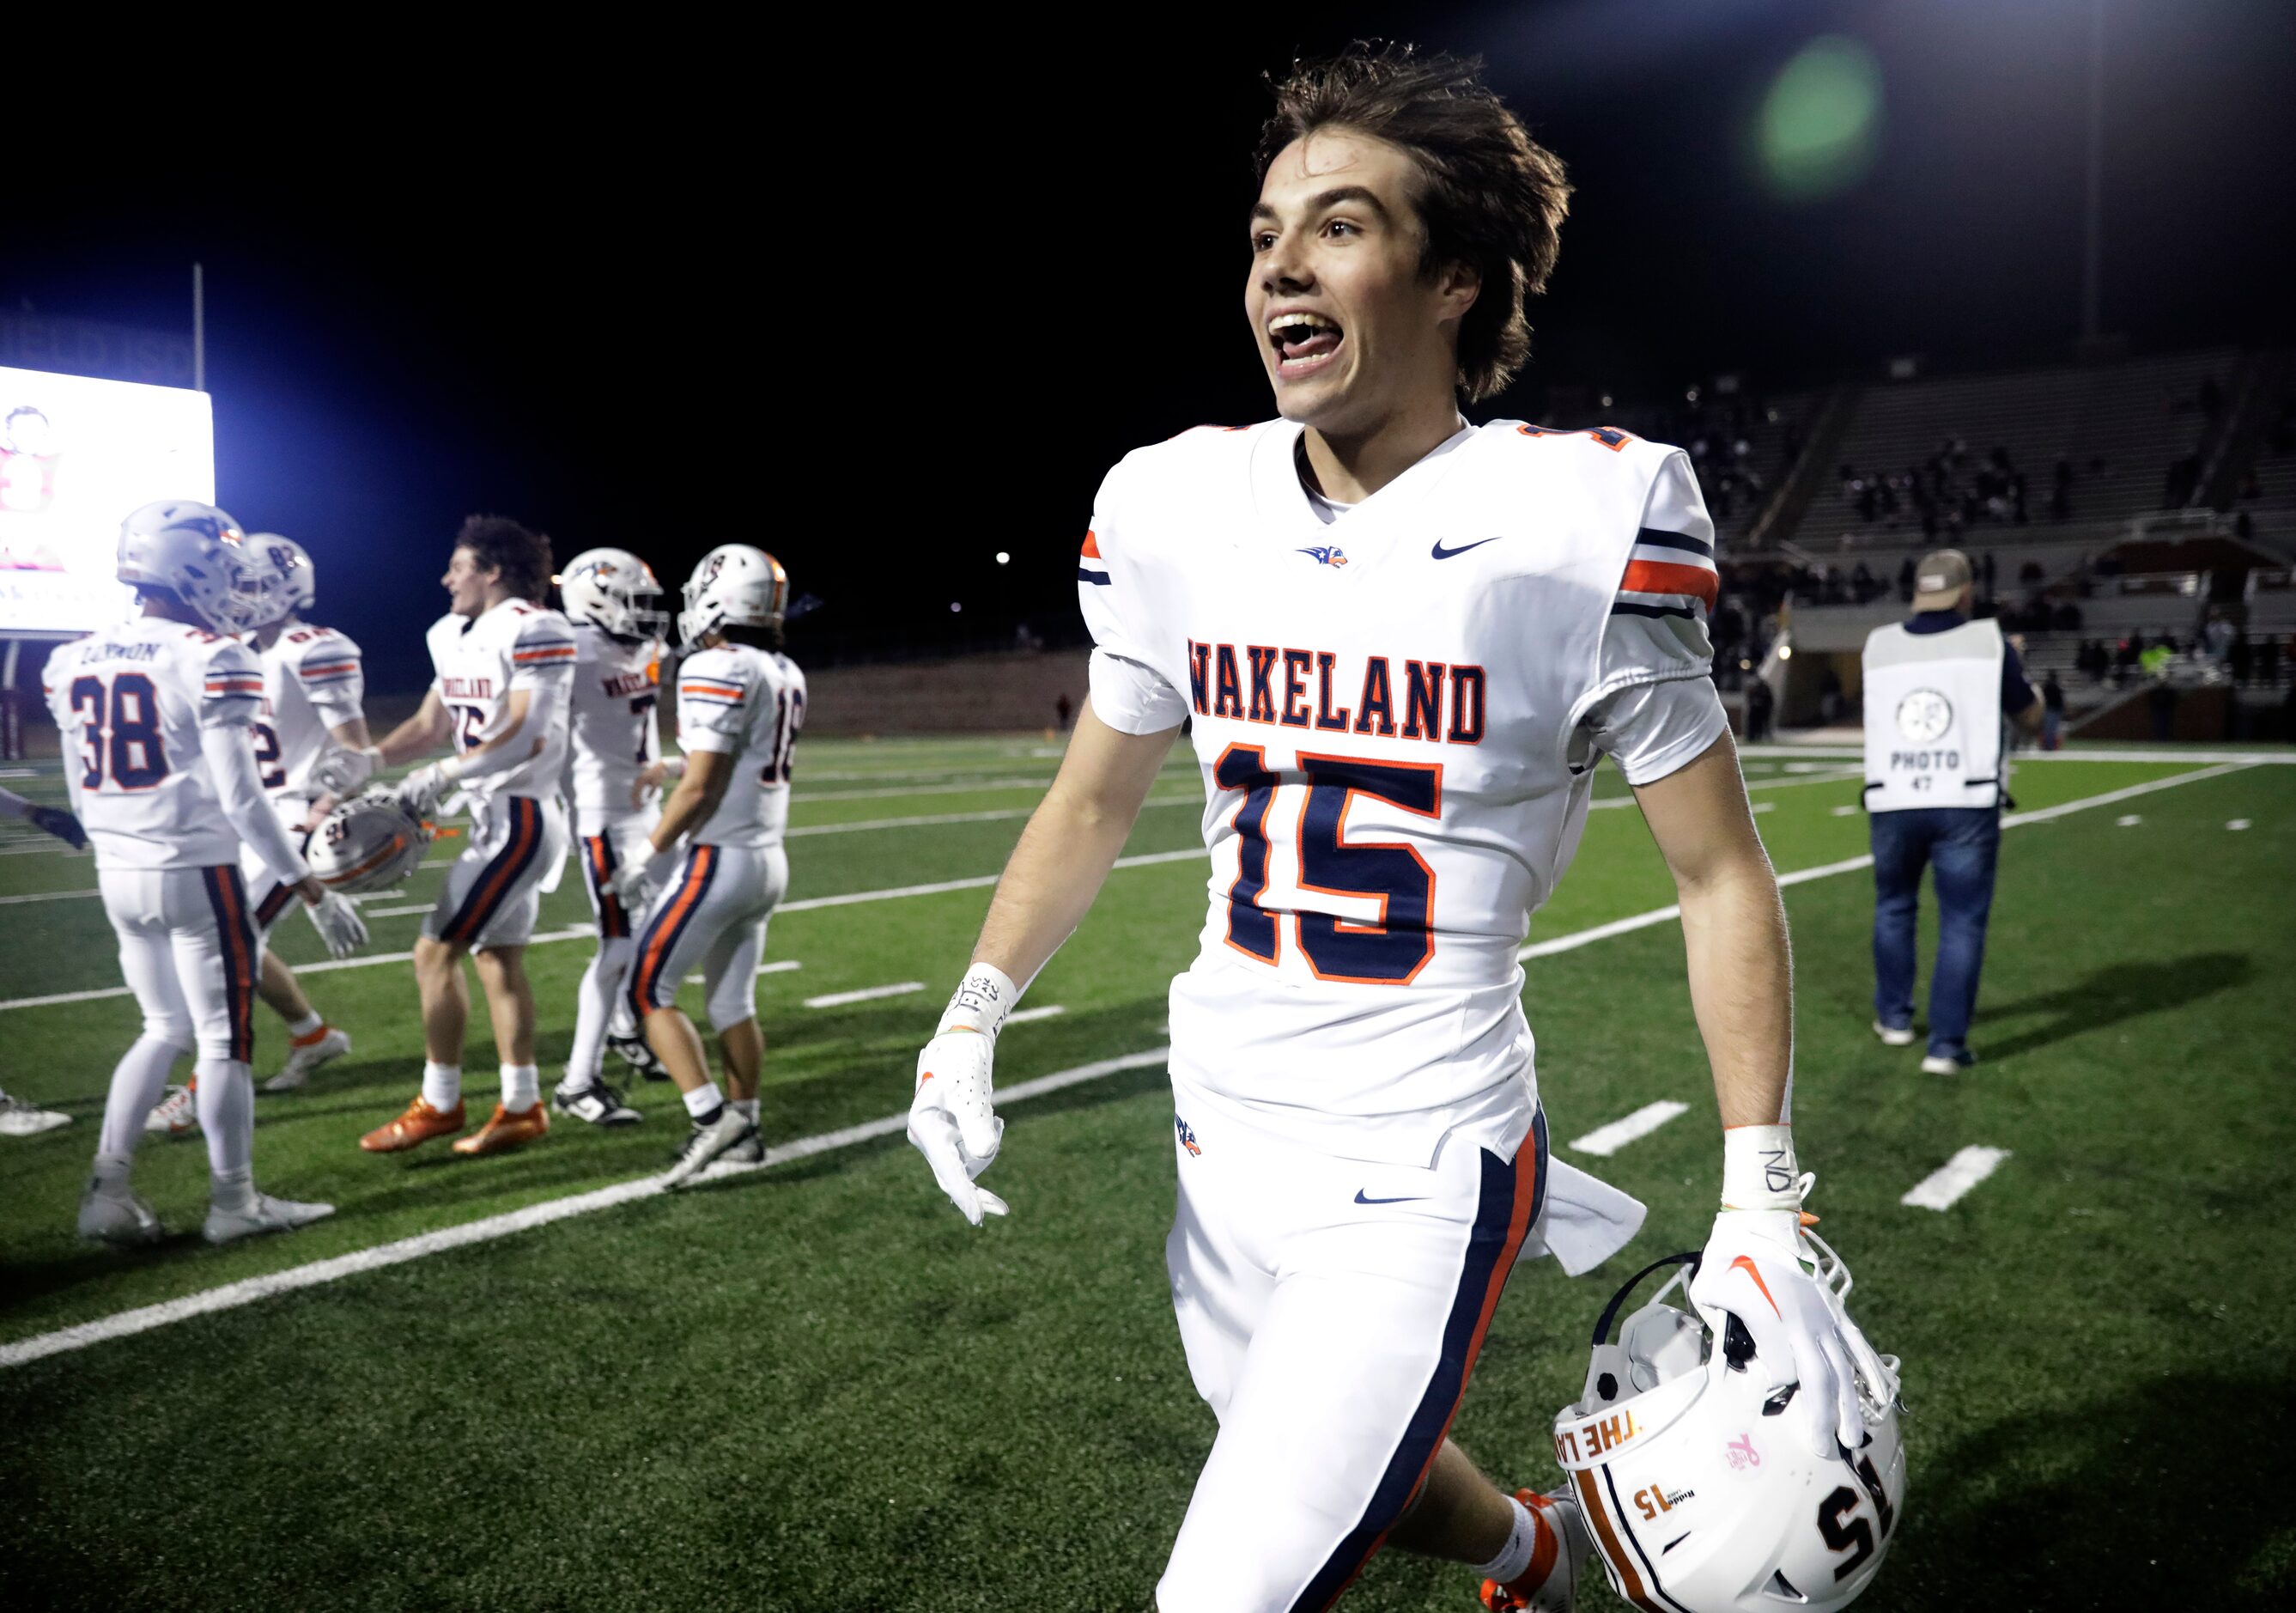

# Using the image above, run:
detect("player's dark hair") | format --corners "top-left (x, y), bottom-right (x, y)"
top-left (1259, 42), bottom-right (1570, 403)
top-left (720, 622), bottom-right (786, 654)
top-left (453, 514), bottom-right (553, 602)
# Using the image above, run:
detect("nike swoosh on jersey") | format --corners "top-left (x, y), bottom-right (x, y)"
top-left (1430, 537), bottom-right (1502, 560)
top-left (1353, 1190), bottom-right (1427, 1205)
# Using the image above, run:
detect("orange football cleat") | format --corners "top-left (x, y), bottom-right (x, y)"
top-left (359, 1096), bottom-right (466, 1153)
top-left (1478, 1488), bottom-right (1590, 1612)
top-left (450, 1102), bottom-right (550, 1156)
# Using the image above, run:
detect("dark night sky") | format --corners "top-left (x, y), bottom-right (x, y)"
top-left (6, 0), bottom-right (2292, 691)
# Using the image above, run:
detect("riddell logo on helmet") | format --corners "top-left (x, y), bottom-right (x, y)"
top-left (1553, 1409), bottom-right (1639, 1464)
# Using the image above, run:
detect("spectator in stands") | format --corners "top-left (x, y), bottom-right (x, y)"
top-left (1897, 556), bottom-right (1916, 602)
top-left (1054, 692), bottom-right (1074, 731)
top-left (2040, 671), bottom-right (2065, 751)
top-left (1744, 674), bottom-right (1775, 743)
top-left (2230, 632), bottom-right (2253, 685)
top-left (2203, 612), bottom-right (2236, 665)
top-left (2262, 635), bottom-right (2283, 686)
top-left (2052, 601), bottom-right (2083, 632)
top-left (2148, 679), bottom-right (2178, 740)
top-left (1860, 549), bottom-right (2042, 1074)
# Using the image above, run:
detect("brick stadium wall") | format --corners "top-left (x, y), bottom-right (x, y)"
top-left (801, 651), bottom-right (1091, 735)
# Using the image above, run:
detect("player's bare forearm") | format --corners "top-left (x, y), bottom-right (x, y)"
top-left (375, 691), bottom-right (452, 764)
top-left (969, 703), bottom-right (1177, 987)
top-left (651, 750), bottom-right (732, 851)
top-left (1632, 730), bottom-right (1794, 1129)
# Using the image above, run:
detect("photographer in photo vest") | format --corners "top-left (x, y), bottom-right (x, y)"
top-left (1862, 549), bottom-right (2043, 1074)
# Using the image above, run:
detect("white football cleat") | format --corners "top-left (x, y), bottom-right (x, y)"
top-left (264, 1026), bottom-right (352, 1093)
top-left (78, 1181), bottom-right (165, 1246)
top-left (203, 1193), bottom-right (336, 1245)
top-left (662, 1110), bottom-right (756, 1189)
top-left (1871, 1020), bottom-right (1916, 1048)
top-left (0, 1088), bottom-right (71, 1136)
top-left (145, 1084), bottom-right (198, 1137)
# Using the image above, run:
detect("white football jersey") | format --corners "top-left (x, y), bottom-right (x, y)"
top-left (424, 599), bottom-right (577, 802)
top-left (1082, 417), bottom-right (1728, 1165)
top-left (567, 624), bottom-right (665, 831)
top-left (674, 642), bottom-right (805, 849)
top-left (253, 622), bottom-right (365, 805)
top-left (42, 617), bottom-right (265, 871)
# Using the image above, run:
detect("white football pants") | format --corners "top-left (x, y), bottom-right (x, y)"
top-left (626, 843), bottom-right (787, 1032)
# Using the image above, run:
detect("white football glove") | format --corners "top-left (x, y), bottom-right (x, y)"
top-left (301, 886), bottom-right (369, 960)
top-left (394, 761), bottom-right (453, 820)
top-left (310, 745), bottom-right (381, 796)
top-left (906, 963), bottom-right (1020, 1226)
top-left (1690, 1126), bottom-right (1894, 1459)
top-left (611, 847), bottom-right (679, 912)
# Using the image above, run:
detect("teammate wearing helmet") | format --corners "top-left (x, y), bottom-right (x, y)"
top-left (614, 545), bottom-right (805, 1188)
top-left (234, 534), bottom-right (367, 1093)
top-left (551, 546), bottom-right (672, 1128)
top-left (316, 515), bottom-right (577, 1159)
top-left (902, 46), bottom-right (1895, 1613)
top-left (45, 501), bottom-right (366, 1246)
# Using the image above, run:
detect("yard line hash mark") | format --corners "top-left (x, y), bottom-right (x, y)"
top-left (1900, 1146), bottom-right (2011, 1211)
top-left (1569, 1100), bottom-right (1689, 1158)
top-left (803, 982), bottom-right (924, 1009)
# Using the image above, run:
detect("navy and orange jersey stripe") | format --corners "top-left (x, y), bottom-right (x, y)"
top-left (254, 877), bottom-right (298, 930)
top-left (299, 656), bottom-right (361, 687)
top-left (582, 834), bottom-right (630, 939)
top-left (679, 678), bottom-right (747, 709)
top-left (1078, 529), bottom-right (1110, 586)
top-left (200, 865), bottom-right (259, 1064)
top-left (1287, 1111), bottom-right (1549, 1612)
top-left (626, 844), bottom-right (718, 1018)
top-left (439, 796), bottom-right (545, 946)
top-left (1613, 528), bottom-right (1717, 622)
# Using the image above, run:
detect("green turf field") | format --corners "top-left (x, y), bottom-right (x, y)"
top-left (1, 737), bottom-right (2291, 1611)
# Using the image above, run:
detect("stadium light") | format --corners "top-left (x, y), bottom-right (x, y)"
top-left (951, 601), bottom-right (963, 612)
top-left (995, 551), bottom-right (1011, 565)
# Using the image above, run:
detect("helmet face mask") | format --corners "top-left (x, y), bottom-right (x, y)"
top-left (117, 500), bottom-right (264, 634)
top-left (677, 543), bottom-right (787, 648)
top-left (559, 547), bottom-right (668, 642)
top-left (1553, 1251), bottom-right (1905, 1613)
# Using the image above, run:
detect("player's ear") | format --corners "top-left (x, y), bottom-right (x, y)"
top-left (1434, 257), bottom-right (1481, 325)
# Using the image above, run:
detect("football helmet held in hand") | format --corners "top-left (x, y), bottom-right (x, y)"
top-left (306, 790), bottom-right (430, 894)
top-left (1554, 1248), bottom-right (1904, 1613)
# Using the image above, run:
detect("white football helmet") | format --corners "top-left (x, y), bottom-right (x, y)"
top-left (240, 533), bottom-right (316, 629)
top-left (561, 547), bottom-right (667, 641)
top-left (677, 544), bottom-right (787, 647)
top-left (118, 500), bottom-right (262, 632)
top-left (1553, 1246), bottom-right (1904, 1612)
top-left (305, 791), bottom-right (431, 894)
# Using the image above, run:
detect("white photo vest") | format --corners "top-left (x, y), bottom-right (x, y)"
top-left (1862, 618), bottom-right (2006, 812)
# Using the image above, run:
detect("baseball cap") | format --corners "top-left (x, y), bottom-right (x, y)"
top-left (1913, 549), bottom-right (1971, 610)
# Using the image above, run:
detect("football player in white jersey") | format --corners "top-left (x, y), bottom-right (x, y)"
top-left (45, 501), bottom-right (365, 1245)
top-left (316, 516), bottom-right (577, 1158)
top-left (905, 47), bottom-right (1893, 1613)
top-left (551, 545), bottom-right (671, 1127)
top-left (234, 534), bottom-right (366, 1093)
top-left (612, 545), bottom-right (804, 1188)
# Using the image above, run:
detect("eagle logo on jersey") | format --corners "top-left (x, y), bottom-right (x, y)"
top-left (1295, 545), bottom-right (1348, 568)
top-left (1175, 1116), bottom-right (1202, 1157)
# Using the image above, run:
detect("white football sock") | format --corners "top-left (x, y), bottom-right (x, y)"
top-left (195, 1059), bottom-right (255, 1178)
top-left (422, 1062), bottom-right (462, 1113)
top-left (730, 1098), bottom-right (760, 1126)
top-left (501, 1063), bottom-right (540, 1111)
top-left (681, 1080), bottom-right (724, 1121)
top-left (570, 938), bottom-right (636, 1080)
top-left (1474, 1494), bottom-right (1541, 1586)
top-left (99, 1034), bottom-right (183, 1160)
top-left (285, 1009), bottom-right (324, 1039)
top-left (91, 1151), bottom-right (134, 1192)
top-left (210, 1164), bottom-right (255, 1214)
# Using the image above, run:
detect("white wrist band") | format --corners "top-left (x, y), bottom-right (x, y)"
top-left (1721, 1124), bottom-right (1801, 1212)
top-left (937, 963), bottom-right (1020, 1038)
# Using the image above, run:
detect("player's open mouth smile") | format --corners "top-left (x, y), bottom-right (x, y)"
top-left (1267, 309), bottom-right (1344, 379)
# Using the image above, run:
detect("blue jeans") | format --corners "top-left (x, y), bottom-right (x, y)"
top-left (1870, 807), bottom-right (2001, 1058)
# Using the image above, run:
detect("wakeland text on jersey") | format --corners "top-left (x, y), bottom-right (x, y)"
top-left (1185, 639), bottom-right (1486, 745)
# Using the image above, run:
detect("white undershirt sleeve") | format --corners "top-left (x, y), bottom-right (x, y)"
top-left (202, 723), bottom-right (311, 887)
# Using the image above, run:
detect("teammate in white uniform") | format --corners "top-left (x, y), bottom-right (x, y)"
top-left (46, 502), bottom-right (365, 1245)
top-left (905, 49), bottom-right (1892, 1613)
top-left (234, 535), bottom-right (366, 1093)
top-left (614, 545), bottom-right (804, 1188)
top-left (551, 546), bottom-right (672, 1127)
top-left (0, 786), bottom-right (85, 1135)
top-left (317, 516), bottom-right (577, 1159)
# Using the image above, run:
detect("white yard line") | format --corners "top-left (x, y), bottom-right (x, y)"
top-left (1900, 1146), bottom-right (2012, 1211)
top-left (1004, 1005), bottom-right (1067, 1026)
top-left (0, 760), bottom-right (2260, 1364)
top-left (1569, 1100), bottom-right (1689, 1158)
top-left (359, 904), bottom-right (434, 919)
top-left (1586, 765), bottom-right (1860, 813)
top-left (803, 981), bottom-right (924, 1009)
top-left (791, 795), bottom-right (1195, 838)
top-left (0, 887), bottom-right (100, 906)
